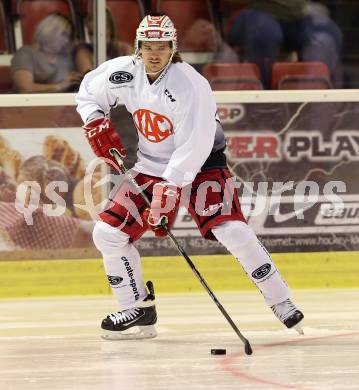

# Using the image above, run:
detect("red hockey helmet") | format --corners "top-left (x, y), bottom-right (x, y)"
top-left (135, 15), bottom-right (177, 52)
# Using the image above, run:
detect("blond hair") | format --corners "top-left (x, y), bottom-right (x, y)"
top-left (34, 12), bottom-right (73, 48)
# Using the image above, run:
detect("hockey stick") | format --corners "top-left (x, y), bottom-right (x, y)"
top-left (109, 148), bottom-right (253, 355)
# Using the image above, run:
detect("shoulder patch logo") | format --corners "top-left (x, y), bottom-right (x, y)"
top-left (109, 71), bottom-right (133, 84)
top-left (133, 109), bottom-right (173, 143)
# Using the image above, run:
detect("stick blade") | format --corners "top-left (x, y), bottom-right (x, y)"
top-left (244, 340), bottom-right (253, 355)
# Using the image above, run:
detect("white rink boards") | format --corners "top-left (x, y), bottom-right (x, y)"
top-left (1, 289), bottom-right (359, 390)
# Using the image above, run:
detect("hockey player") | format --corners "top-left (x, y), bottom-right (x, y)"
top-left (76, 15), bottom-right (304, 339)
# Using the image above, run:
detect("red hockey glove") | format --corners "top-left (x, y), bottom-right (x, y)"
top-left (146, 182), bottom-right (180, 237)
top-left (83, 117), bottom-right (126, 168)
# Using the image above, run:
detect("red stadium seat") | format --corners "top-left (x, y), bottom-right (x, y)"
top-left (14, 0), bottom-right (76, 48)
top-left (271, 61), bottom-right (332, 90)
top-left (0, 66), bottom-right (13, 93)
top-left (106, 0), bottom-right (145, 44)
top-left (155, 0), bottom-right (214, 51)
top-left (83, 0), bottom-right (145, 45)
top-left (202, 62), bottom-right (263, 90)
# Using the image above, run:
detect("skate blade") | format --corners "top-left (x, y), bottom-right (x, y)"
top-left (101, 325), bottom-right (157, 340)
top-left (294, 320), bottom-right (304, 335)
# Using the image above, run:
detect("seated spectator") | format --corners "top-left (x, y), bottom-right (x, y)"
top-left (225, 0), bottom-right (342, 88)
top-left (182, 18), bottom-right (238, 63)
top-left (11, 12), bottom-right (83, 93)
top-left (75, 8), bottom-right (133, 75)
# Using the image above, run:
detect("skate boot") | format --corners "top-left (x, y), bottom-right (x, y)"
top-left (101, 281), bottom-right (157, 340)
top-left (271, 298), bottom-right (304, 335)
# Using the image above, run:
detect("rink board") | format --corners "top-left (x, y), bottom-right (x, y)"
top-left (2, 91), bottom-right (359, 262)
top-left (0, 251), bottom-right (358, 298)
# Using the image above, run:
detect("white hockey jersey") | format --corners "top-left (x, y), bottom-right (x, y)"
top-left (76, 56), bottom-right (225, 187)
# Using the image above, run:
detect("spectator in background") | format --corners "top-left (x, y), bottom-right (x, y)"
top-left (225, 0), bottom-right (342, 88)
top-left (11, 12), bottom-right (83, 93)
top-left (181, 18), bottom-right (238, 63)
top-left (75, 7), bottom-right (133, 75)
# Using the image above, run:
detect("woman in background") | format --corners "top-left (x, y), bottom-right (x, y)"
top-left (11, 12), bottom-right (83, 93)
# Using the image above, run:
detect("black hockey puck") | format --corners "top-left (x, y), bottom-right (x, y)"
top-left (211, 348), bottom-right (226, 355)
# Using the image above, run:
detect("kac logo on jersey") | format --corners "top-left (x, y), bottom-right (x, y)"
top-left (109, 71), bottom-right (134, 84)
top-left (133, 109), bottom-right (173, 143)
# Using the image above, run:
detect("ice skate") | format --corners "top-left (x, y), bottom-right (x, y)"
top-left (271, 298), bottom-right (304, 335)
top-left (101, 281), bottom-right (157, 340)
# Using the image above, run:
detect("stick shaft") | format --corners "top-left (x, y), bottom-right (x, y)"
top-left (165, 228), bottom-right (249, 344)
top-left (109, 148), bottom-right (252, 350)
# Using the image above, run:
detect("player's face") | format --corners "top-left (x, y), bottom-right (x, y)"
top-left (140, 41), bottom-right (173, 79)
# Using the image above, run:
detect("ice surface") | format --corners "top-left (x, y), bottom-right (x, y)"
top-left (1, 289), bottom-right (358, 390)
